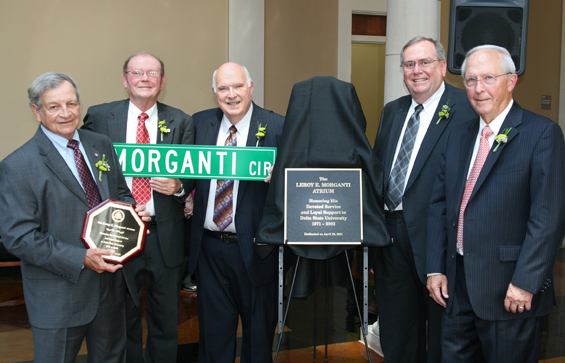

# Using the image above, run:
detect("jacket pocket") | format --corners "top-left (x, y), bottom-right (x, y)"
top-left (499, 246), bottom-right (522, 262)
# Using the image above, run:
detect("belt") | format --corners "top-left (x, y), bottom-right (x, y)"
top-left (146, 216), bottom-right (157, 227)
top-left (205, 229), bottom-right (238, 243)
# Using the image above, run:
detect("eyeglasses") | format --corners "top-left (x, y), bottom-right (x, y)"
top-left (401, 58), bottom-right (440, 70)
top-left (125, 70), bottom-right (161, 78)
top-left (464, 73), bottom-right (511, 88)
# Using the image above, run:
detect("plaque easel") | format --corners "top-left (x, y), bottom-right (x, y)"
top-left (273, 169), bottom-right (373, 363)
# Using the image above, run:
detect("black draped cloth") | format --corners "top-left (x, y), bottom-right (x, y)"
top-left (255, 76), bottom-right (389, 297)
top-left (256, 76), bottom-right (389, 255)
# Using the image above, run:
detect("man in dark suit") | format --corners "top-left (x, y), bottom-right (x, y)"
top-left (82, 52), bottom-right (194, 363)
top-left (189, 62), bottom-right (283, 362)
top-left (426, 45), bottom-right (565, 362)
top-left (0, 72), bottom-right (149, 363)
top-left (372, 37), bottom-right (476, 363)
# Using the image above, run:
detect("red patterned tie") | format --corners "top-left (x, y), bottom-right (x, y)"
top-left (213, 126), bottom-right (237, 230)
top-left (457, 125), bottom-right (493, 253)
top-left (132, 113), bottom-right (152, 204)
top-left (67, 139), bottom-right (102, 209)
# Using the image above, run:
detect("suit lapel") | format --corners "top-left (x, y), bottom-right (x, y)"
top-left (470, 103), bottom-right (522, 200)
top-left (80, 131), bottom-right (110, 200)
top-left (35, 129), bottom-right (90, 207)
top-left (156, 102), bottom-right (174, 144)
top-left (405, 86), bottom-right (455, 190)
top-left (383, 98), bottom-right (411, 191)
top-left (453, 120), bottom-right (479, 216)
top-left (237, 104), bottom-right (261, 206)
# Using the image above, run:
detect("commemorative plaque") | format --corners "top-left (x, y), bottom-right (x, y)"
top-left (284, 168), bottom-right (363, 245)
top-left (81, 199), bottom-right (147, 264)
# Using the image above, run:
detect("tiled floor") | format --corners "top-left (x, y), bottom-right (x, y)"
top-left (1, 249), bottom-right (565, 362)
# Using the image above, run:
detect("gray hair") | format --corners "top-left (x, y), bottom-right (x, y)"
top-left (212, 64), bottom-right (253, 93)
top-left (122, 51), bottom-right (165, 76)
top-left (400, 36), bottom-right (446, 66)
top-left (28, 72), bottom-right (80, 109)
top-left (461, 44), bottom-right (516, 79)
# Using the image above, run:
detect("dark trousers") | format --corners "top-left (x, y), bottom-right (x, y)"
top-left (442, 255), bottom-right (545, 363)
top-left (373, 212), bottom-right (442, 363)
top-left (32, 271), bottom-right (126, 363)
top-left (196, 232), bottom-right (277, 363)
top-left (125, 224), bottom-right (182, 363)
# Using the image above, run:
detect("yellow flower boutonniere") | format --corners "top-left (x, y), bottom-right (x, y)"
top-left (493, 128), bottom-right (512, 152)
top-left (158, 119), bottom-right (170, 141)
top-left (94, 154), bottom-right (110, 182)
top-left (256, 123), bottom-right (267, 147)
top-left (436, 100), bottom-right (450, 125)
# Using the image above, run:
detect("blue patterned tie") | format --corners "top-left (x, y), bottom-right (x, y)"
top-left (385, 104), bottom-right (423, 211)
top-left (213, 126), bottom-right (237, 230)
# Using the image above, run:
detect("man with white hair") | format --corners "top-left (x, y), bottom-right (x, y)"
top-left (427, 45), bottom-right (565, 362)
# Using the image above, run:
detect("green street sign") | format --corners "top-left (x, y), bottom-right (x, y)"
top-left (113, 143), bottom-right (277, 181)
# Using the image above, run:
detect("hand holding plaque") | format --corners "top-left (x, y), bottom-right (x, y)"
top-left (81, 199), bottom-right (147, 264)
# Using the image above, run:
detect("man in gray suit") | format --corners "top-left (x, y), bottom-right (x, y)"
top-left (82, 51), bottom-right (194, 363)
top-left (372, 37), bottom-right (476, 363)
top-left (0, 72), bottom-right (149, 363)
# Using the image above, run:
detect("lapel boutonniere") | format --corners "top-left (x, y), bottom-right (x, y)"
top-left (255, 123), bottom-right (267, 147)
top-left (436, 100), bottom-right (450, 125)
top-left (158, 119), bottom-right (170, 141)
top-left (493, 128), bottom-right (512, 152)
top-left (94, 154), bottom-right (110, 182)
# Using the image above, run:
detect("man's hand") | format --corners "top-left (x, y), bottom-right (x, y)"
top-left (504, 283), bottom-right (533, 313)
top-left (427, 274), bottom-right (449, 308)
top-left (150, 177), bottom-right (181, 196)
top-left (84, 248), bottom-right (123, 273)
top-left (264, 166), bottom-right (274, 183)
top-left (135, 205), bottom-right (151, 234)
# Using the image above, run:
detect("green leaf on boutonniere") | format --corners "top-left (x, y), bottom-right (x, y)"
top-left (256, 122), bottom-right (267, 147)
top-left (158, 119), bottom-right (170, 141)
top-left (94, 154), bottom-right (110, 181)
top-left (436, 100), bottom-right (450, 125)
top-left (493, 128), bottom-right (512, 152)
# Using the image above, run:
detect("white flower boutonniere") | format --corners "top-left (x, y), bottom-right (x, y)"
top-left (493, 128), bottom-right (512, 152)
top-left (256, 123), bottom-right (267, 147)
top-left (95, 154), bottom-right (110, 181)
top-left (158, 119), bottom-right (170, 141)
top-left (436, 100), bottom-right (450, 125)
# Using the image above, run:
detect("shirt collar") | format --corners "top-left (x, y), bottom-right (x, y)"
top-left (128, 101), bottom-right (158, 120)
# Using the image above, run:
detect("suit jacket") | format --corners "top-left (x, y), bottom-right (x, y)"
top-left (188, 103), bottom-right (283, 287)
top-left (82, 99), bottom-right (194, 269)
top-left (0, 127), bottom-right (133, 329)
top-left (426, 102), bottom-right (565, 320)
top-left (373, 83), bottom-right (476, 283)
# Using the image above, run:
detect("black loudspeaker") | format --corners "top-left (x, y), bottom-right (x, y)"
top-left (448, 0), bottom-right (529, 76)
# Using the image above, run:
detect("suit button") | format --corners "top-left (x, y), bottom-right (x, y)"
top-left (451, 255), bottom-right (455, 260)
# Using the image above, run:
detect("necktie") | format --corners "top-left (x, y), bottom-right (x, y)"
top-left (385, 104), bottom-right (424, 211)
top-left (213, 126), bottom-right (237, 231)
top-left (67, 139), bottom-right (102, 209)
top-left (456, 125), bottom-right (493, 253)
top-left (132, 113), bottom-right (152, 205)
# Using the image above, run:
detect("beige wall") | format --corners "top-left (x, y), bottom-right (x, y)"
top-left (352, 43), bottom-right (386, 146)
top-left (440, 0), bottom-right (562, 122)
top-left (264, 0), bottom-right (339, 115)
top-left (0, 0), bottom-right (228, 160)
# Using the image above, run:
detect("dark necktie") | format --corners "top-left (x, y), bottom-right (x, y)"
top-left (385, 104), bottom-right (424, 210)
top-left (67, 139), bottom-right (102, 209)
top-left (457, 125), bottom-right (493, 253)
top-left (132, 113), bottom-right (152, 204)
top-left (213, 126), bottom-right (237, 231)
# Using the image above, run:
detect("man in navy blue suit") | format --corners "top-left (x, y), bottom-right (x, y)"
top-left (427, 45), bottom-right (565, 362)
top-left (372, 37), bottom-right (476, 363)
top-left (189, 62), bottom-right (283, 363)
